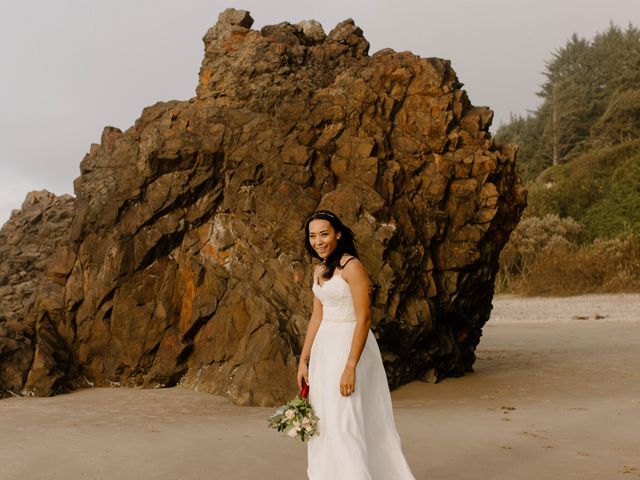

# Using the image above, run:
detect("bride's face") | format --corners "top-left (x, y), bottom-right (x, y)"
top-left (308, 219), bottom-right (342, 260)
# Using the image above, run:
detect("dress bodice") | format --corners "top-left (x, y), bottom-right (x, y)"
top-left (312, 267), bottom-right (357, 323)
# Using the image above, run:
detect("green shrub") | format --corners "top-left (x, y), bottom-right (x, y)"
top-left (525, 139), bottom-right (640, 239)
top-left (497, 213), bottom-right (640, 295)
top-left (520, 233), bottom-right (640, 295)
top-left (497, 214), bottom-right (581, 292)
top-left (581, 151), bottom-right (640, 238)
top-left (591, 89), bottom-right (640, 146)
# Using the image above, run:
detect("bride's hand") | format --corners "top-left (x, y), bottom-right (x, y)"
top-left (340, 365), bottom-right (356, 396)
top-left (297, 361), bottom-right (309, 390)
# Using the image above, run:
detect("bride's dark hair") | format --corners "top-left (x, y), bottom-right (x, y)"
top-left (303, 210), bottom-right (359, 282)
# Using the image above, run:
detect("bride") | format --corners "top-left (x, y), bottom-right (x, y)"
top-left (298, 210), bottom-right (416, 479)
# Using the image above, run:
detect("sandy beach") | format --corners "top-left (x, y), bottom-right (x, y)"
top-left (1, 293), bottom-right (639, 480)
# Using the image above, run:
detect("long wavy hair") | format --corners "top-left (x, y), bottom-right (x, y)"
top-left (303, 210), bottom-right (359, 282)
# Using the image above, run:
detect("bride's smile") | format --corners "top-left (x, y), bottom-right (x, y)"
top-left (308, 219), bottom-right (342, 261)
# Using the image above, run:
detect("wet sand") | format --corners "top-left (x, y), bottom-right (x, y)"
top-left (1, 294), bottom-right (639, 479)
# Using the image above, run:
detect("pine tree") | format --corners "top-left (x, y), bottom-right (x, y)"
top-left (537, 33), bottom-right (595, 165)
top-left (498, 22), bottom-right (640, 174)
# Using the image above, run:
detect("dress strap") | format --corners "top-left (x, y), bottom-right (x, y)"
top-left (337, 256), bottom-right (355, 274)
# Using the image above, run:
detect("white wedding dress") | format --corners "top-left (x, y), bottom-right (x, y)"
top-left (307, 264), bottom-right (416, 480)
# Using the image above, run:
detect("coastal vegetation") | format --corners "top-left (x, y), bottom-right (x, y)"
top-left (496, 23), bottom-right (640, 294)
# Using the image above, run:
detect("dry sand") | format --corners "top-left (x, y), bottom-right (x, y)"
top-left (1, 293), bottom-right (639, 480)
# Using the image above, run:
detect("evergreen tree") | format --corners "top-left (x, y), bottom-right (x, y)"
top-left (591, 89), bottom-right (640, 145)
top-left (499, 22), bottom-right (640, 174)
top-left (537, 33), bottom-right (595, 165)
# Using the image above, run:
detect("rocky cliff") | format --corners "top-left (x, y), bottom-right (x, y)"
top-left (0, 9), bottom-right (526, 405)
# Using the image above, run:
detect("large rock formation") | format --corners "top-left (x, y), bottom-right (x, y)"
top-left (0, 9), bottom-right (526, 405)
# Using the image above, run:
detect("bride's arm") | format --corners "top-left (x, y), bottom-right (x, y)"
top-left (342, 259), bottom-right (372, 369)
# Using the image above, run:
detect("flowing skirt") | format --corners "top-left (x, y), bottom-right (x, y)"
top-left (306, 320), bottom-right (416, 479)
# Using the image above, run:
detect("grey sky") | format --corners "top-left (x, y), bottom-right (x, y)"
top-left (1, 0), bottom-right (638, 224)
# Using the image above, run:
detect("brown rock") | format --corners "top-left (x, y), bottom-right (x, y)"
top-left (0, 9), bottom-right (526, 405)
top-left (0, 190), bottom-right (76, 398)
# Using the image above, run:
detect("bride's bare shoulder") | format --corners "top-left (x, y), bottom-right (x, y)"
top-left (339, 255), bottom-right (368, 281)
top-left (339, 254), bottom-right (358, 267)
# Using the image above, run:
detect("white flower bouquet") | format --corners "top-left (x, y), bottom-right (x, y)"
top-left (267, 379), bottom-right (319, 442)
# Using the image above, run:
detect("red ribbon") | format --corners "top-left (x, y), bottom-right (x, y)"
top-left (300, 378), bottom-right (309, 399)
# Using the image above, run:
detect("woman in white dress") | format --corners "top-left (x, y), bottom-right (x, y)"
top-left (298, 210), bottom-right (416, 480)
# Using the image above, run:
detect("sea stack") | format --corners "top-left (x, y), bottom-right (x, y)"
top-left (0, 8), bottom-right (526, 406)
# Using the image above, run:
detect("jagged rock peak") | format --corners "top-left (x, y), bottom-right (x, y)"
top-left (197, 10), bottom-right (369, 103)
top-left (295, 20), bottom-right (326, 43)
top-left (218, 8), bottom-right (254, 28)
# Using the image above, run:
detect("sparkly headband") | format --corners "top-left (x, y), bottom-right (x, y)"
top-left (310, 211), bottom-right (335, 219)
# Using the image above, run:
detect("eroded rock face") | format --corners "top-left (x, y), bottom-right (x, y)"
top-left (0, 191), bottom-right (78, 398)
top-left (0, 9), bottom-right (526, 405)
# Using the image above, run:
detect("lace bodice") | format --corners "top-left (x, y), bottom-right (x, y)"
top-left (312, 264), bottom-right (357, 323)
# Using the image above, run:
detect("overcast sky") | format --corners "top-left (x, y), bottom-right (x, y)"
top-left (1, 0), bottom-right (638, 225)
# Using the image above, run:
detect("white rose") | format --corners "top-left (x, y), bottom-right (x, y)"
top-left (286, 427), bottom-right (298, 438)
top-left (284, 409), bottom-right (295, 420)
